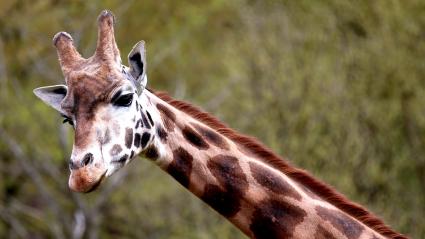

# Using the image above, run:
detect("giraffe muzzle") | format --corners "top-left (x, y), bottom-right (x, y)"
top-left (68, 153), bottom-right (107, 193)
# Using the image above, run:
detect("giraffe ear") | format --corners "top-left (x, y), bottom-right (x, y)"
top-left (33, 85), bottom-right (68, 114)
top-left (128, 41), bottom-right (147, 94)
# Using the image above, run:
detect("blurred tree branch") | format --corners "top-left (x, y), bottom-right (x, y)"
top-left (0, 128), bottom-right (66, 238)
top-left (0, 204), bottom-right (28, 239)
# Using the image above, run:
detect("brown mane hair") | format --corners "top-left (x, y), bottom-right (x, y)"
top-left (152, 90), bottom-right (407, 239)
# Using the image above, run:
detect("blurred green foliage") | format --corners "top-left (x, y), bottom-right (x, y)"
top-left (0, 0), bottom-right (424, 238)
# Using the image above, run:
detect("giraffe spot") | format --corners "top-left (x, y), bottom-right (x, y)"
top-left (156, 126), bottom-right (168, 142)
top-left (202, 155), bottom-right (248, 218)
top-left (145, 146), bottom-right (159, 160)
top-left (156, 103), bottom-right (175, 120)
top-left (157, 103), bottom-right (176, 131)
top-left (192, 123), bottom-right (229, 150)
top-left (125, 128), bottom-right (133, 149)
top-left (315, 206), bottom-right (364, 239)
top-left (250, 199), bottom-right (307, 239)
top-left (115, 154), bottom-right (128, 164)
top-left (167, 147), bottom-right (193, 188)
top-left (141, 132), bottom-right (151, 148)
top-left (314, 225), bottom-right (337, 239)
top-left (110, 144), bottom-right (122, 156)
top-left (201, 184), bottom-right (242, 218)
top-left (207, 155), bottom-right (248, 194)
top-left (249, 161), bottom-right (301, 200)
top-left (146, 111), bottom-right (154, 126)
top-left (163, 116), bottom-right (175, 131)
top-left (141, 111), bottom-right (151, 129)
top-left (182, 126), bottom-right (209, 150)
top-left (135, 119), bottom-right (142, 128)
top-left (134, 133), bottom-right (141, 148)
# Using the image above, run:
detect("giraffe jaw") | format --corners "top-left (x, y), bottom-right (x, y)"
top-left (84, 171), bottom-right (107, 193)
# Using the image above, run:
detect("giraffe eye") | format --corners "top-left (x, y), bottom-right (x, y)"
top-left (113, 93), bottom-right (133, 107)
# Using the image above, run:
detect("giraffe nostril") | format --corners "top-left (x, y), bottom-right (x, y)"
top-left (81, 153), bottom-right (94, 167)
top-left (69, 160), bottom-right (78, 170)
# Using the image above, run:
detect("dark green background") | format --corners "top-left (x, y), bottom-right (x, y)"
top-left (0, 1), bottom-right (423, 238)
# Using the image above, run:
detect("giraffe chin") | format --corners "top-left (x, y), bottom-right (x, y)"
top-left (68, 167), bottom-right (107, 193)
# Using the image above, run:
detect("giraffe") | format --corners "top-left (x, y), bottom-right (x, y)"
top-left (33, 10), bottom-right (407, 239)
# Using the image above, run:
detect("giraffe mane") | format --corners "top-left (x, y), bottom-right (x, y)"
top-left (152, 90), bottom-right (408, 239)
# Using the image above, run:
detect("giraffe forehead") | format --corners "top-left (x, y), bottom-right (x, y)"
top-left (62, 71), bottom-right (125, 115)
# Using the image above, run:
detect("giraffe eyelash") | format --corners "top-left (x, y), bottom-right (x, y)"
top-left (61, 115), bottom-right (74, 126)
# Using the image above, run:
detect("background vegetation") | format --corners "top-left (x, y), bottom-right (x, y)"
top-left (0, 0), bottom-right (423, 238)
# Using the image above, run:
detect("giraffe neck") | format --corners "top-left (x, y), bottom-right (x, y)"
top-left (138, 90), bottom-right (391, 239)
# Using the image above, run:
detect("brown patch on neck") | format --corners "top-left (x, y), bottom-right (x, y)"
top-left (201, 155), bottom-right (248, 218)
top-left (314, 225), bottom-right (337, 239)
top-left (156, 103), bottom-right (176, 131)
top-left (152, 90), bottom-right (406, 239)
top-left (207, 155), bottom-right (248, 193)
top-left (249, 199), bottom-right (307, 239)
top-left (316, 206), bottom-right (364, 239)
top-left (167, 147), bottom-right (193, 188)
top-left (192, 123), bottom-right (230, 150)
top-left (182, 126), bottom-right (209, 150)
top-left (156, 126), bottom-right (168, 142)
top-left (249, 161), bottom-right (301, 200)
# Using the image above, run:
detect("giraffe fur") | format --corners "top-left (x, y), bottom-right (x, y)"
top-left (33, 10), bottom-right (407, 239)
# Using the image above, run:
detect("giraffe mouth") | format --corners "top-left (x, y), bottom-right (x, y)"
top-left (84, 171), bottom-right (107, 193)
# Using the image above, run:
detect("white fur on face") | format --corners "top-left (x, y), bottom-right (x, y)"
top-left (88, 83), bottom-right (156, 177)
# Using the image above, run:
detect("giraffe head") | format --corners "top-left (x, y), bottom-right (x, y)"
top-left (33, 10), bottom-right (153, 192)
